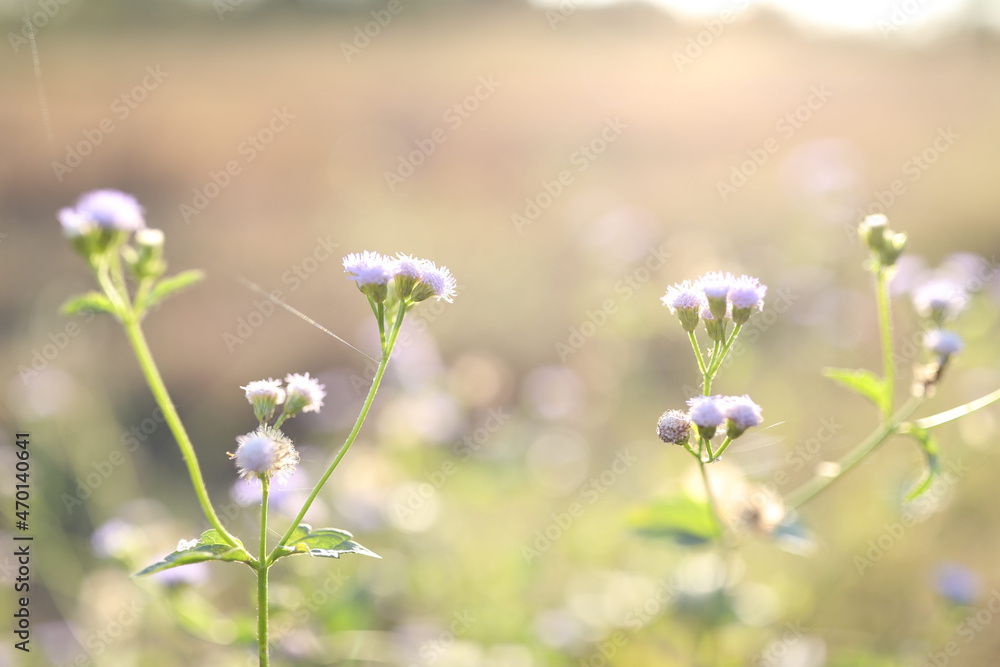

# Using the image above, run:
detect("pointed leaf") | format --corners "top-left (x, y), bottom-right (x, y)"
top-left (146, 269), bottom-right (205, 310)
top-left (628, 497), bottom-right (719, 545)
top-left (60, 292), bottom-right (115, 316)
top-left (903, 426), bottom-right (940, 502)
top-left (822, 367), bottom-right (887, 412)
top-left (273, 524), bottom-right (380, 561)
top-left (134, 543), bottom-right (252, 577)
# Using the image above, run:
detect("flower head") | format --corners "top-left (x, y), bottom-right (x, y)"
top-left (859, 214), bottom-right (906, 266)
top-left (241, 378), bottom-right (285, 422)
top-left (729, 275), bottom-right (767, 324)
top-left (343, 251), bottom-right (394, 302)
top-left (687, 395), bottom-right (725, 439)
top-left (912, 279), bottom-right (968, 324)
top-left (721, 395), bottom-right (763, 439)
top-left (392, 252), bottom-right (424, 298)
top-left (661, 280), bottom-right (704, 332)
top-left (657, 410), bottom-right (692, 445)
top-left (411, 259), bottom-right (457, 303)
top-left (924, 329), bottom-right (963, 358)
top-left (58, 189), bottom-right (145, 236)
top-left (283, 372), bottom-right (325, 416)
top-left (700, 303), bottom-right (730, 342)
top-left (697, 271), bottom-right (734, 320)
top-left (230, 426), bottom-right (299, 481)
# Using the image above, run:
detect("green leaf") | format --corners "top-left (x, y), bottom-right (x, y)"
top-left (822, 367), bottom-right (887, 412)
top-left (628, 497), bottom-right (719, 545)
top-left (60, 292), bottom-right (115, 316)
top-left (903, 426), bottom-right (940, 502)
top-left (134, 530), bottom-right (251, 577)
top-left (273, 524), bottom-right (381, 561)
top-left (145, 269), bottom-right (205, 310)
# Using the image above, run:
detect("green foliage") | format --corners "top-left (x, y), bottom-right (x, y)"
top-left (272, 524), bottom-right (381, 562)
top-left (60, 291), bottom-right (115, 316)
top-left (145, 269), bottom-right (205, 311)
top-left (628, 497), bottom-right (719, 544)
top-left (902, 425), bottom-right (940, 501)
top-left (822, 367), bottom-right (888, 413)
top-left (134, 529), bottom-right (252, 576)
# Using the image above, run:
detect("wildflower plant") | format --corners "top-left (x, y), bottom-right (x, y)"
top-left (57, 189), bottom-right (456, 666)
top-left (636, 214), bottom-right (1000, 545)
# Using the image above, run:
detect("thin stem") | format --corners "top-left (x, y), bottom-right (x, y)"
top-left (786, 396), bottom-right (923, 509)
top-left (696, 456), bottom-right (723, 539)
top-left (122, 318), bottom-right (241, 548)
top-left (269, 303), bottom-right (408, 561)
top-left (915, 386), bottom-right (1000, 429)
top-left (688, 331), bottom-right (707, 376)
top-left (876, 267), bottom-right (895, 418)
top-left (708, 323), bottom-right (743, 376)
top-left (712, 436), bottom-right (733, 461)
top-left (257, 478), bottom-right (270, 667)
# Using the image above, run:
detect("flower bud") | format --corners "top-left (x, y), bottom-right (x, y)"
top-left (657, 410), bottom-right (692, 445)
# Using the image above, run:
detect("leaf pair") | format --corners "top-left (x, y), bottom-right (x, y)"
top-left (61, 269), bottom-right (204, 317)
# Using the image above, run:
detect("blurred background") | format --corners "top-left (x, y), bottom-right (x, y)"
top-left (3, 0), bottom-right (1000, 664)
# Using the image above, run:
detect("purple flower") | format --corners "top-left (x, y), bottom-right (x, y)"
top-left (343, 251), bottom-right (393, 287)
top-left (687, 395), bottom-right (725, 439)
top-left (58, 189), bottom-right (145, 236)
top-left (697, 271), bottom-right (734, 300)
top-left (661, 280), bottom-right (704, 332)
top-left (924, 329), bottom-right (963, 358)
top-left (241, 378), bottom-right (285, 422)
top-left (231, 426), bottom-right (298, 481)
top-left (412, 259), bottom-right (457, 303)
top-left (393, 253), bottom-right (423, 281)
top-left (722, 395), bottom-right (763, 438)
top-left (913, 279), bottom-right (968, 323)
top-left (657, 410), bottom-right (692, 445)
top-left (729, 275), bottom-right (767, 323)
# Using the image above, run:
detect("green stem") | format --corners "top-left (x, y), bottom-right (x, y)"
top-left (876, 267), bottom-right (895, 418)
top-left (696, 455), bottom-right (723, 539)
top-left (786, 396), bottom-right (923, 509)
top-left (269, 303), bottom-right (408, 562)
top-left (688, 331), bottom-right (707, 376)
top-left (708, 323), bottom-right (743, 376)
top-left (122, 318), bottom-right (241, 548)
top-left (257, 478), bottom-right (270, 667)
top-left (915, 386), bottom-right (1000, 429)
top-left (712, 436), bottom-right (733, 461)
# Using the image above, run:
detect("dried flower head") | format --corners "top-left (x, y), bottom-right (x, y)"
top-left (283, 372), bottom-right (325, 416)
top-left (657, 410), bottom-right (692, 445)
top-left (230, 426), bottom-right (298, 481)
top-left (241, 378), bottom-right (285, 422)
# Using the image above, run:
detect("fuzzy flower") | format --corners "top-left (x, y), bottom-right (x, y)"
top-left (924, 329), bottom-right (963, 358)
top-left (697, 271), bottom-right (734, 320)
top-left (392, 252), bottom-right (424, 298)
top-left (661, 280), bottom-right (704, 332)
top-left (657, 410), bottom-right (692, 445)
top-left (230, 426), bottom-right (299, 481)
top-left (343, 251), bottom-right (394, 302)
top-left (700, 303), bottom-right (730, 342)
top-left (722, 395), bottom-right (763, 439)
top-left (729, 275), bottom-right (767, 324)
top-left (912, 279), bottom-right (968, 324)
top-left (241, 378), bottom-right (285, 422)
top-left (283, 372), bottom-right (325, 416)
top-left (58, 189), bottom-right (145, 237)
top-left (687, 395), bottom-right (725, 440)
top-left (411, 259), bottom-right (457, 303)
